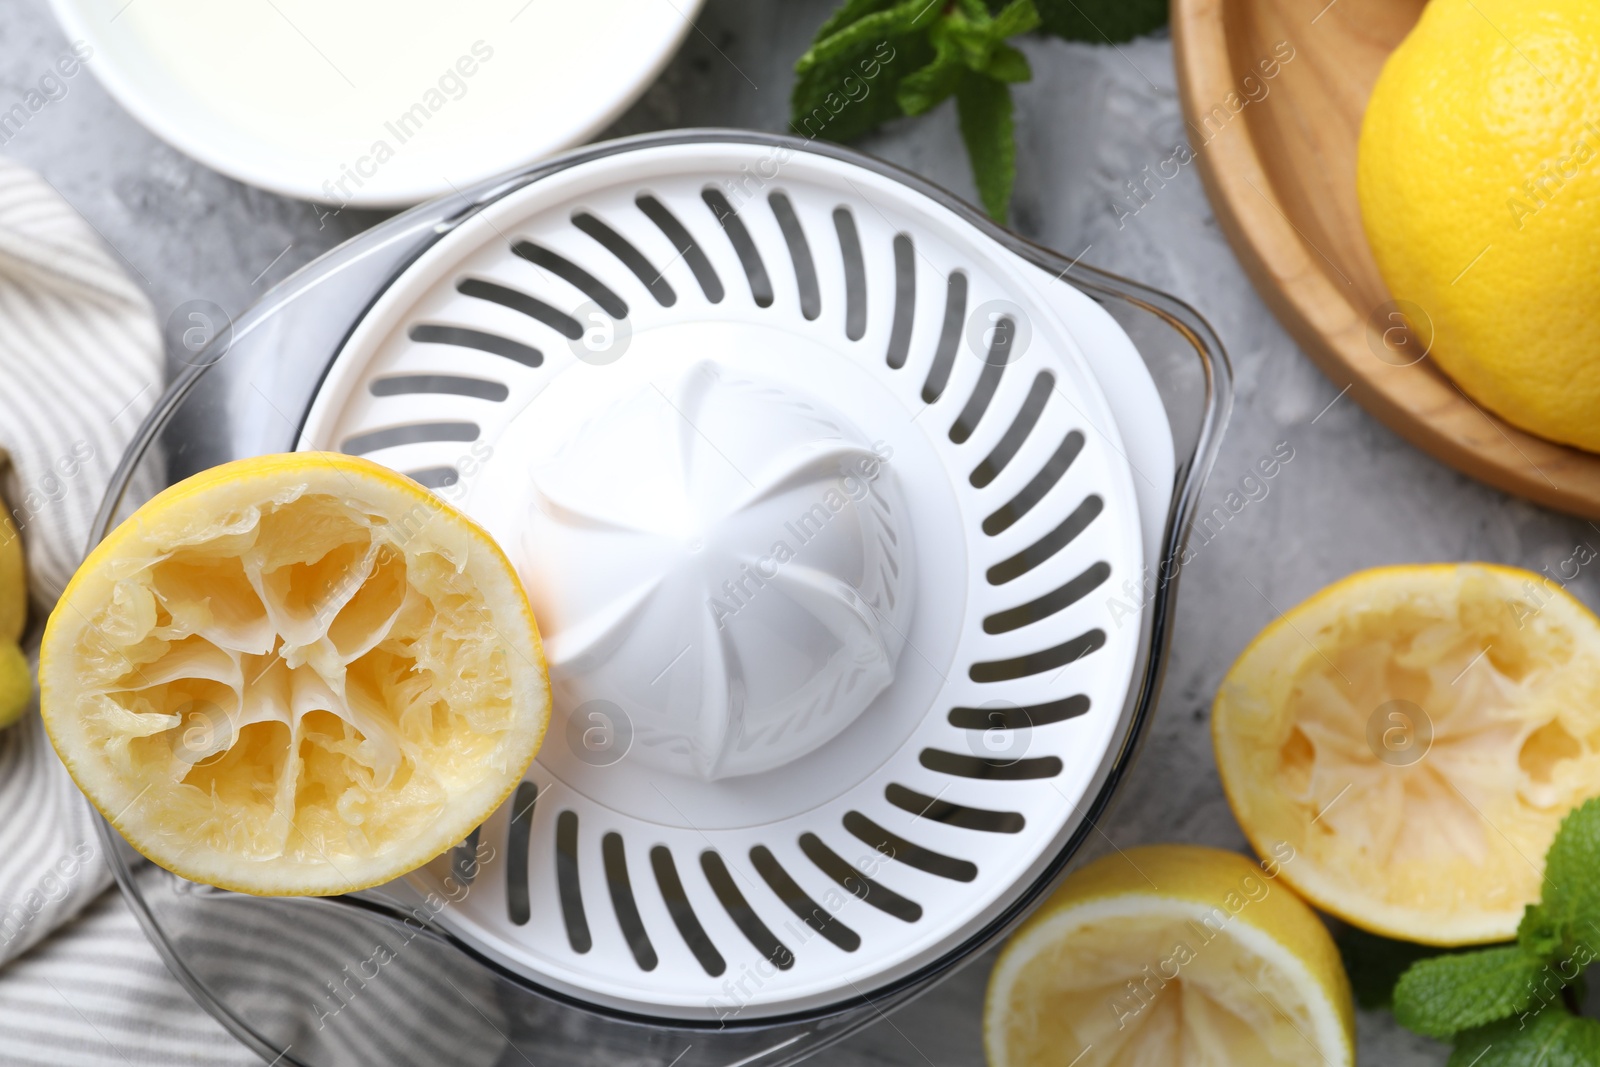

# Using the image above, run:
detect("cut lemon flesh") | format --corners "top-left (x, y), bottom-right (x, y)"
top-left (1214, 563), bottom-right (1600, 945)
top-left (40, 453), bottom-right (550, 895)
top-left (985, 844), bottom-right (1353, 1067)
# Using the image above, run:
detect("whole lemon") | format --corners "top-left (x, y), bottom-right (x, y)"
top-left (1358, 0), bottom-right (1600, 451)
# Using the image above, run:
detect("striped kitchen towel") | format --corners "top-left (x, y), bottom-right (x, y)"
top-left (0, 159), bottom-right (514, 1067)
top-left (0, 154), bottom-right (163, 965)
top-left (0, 156), bottom-right (254, 1064)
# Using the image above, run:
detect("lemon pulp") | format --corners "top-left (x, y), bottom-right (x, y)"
top-left (41, 454), bottom-right (549, 895)
top-left (985, 845), bottom-right (1353, 1067)
top-left (1214, 564), bottom-right (1600, 944)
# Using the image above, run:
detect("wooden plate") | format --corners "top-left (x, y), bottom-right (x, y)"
top-left (1171, 0), bottom-right (1600, 517)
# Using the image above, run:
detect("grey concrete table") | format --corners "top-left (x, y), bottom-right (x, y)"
top-left (7, 0), bottom-right (1584, 1062)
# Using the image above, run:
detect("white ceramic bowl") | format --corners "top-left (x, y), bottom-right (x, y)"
top-left (49, 0), bottom-right (705, 206)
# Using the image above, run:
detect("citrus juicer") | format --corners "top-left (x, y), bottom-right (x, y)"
top-left (89, 131), bottom-right (1231, 1066)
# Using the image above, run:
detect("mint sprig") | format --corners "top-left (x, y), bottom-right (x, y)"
top-left (1383, 798), bottom-right (1600, 1059)
top-left (953, 67), bottom-right (1018, 222)
top-left (789, 0), bottom-right (1169, 223)
top-left (791, 0), bottom-right (939, 147)
top-left (1393, 946), bottom-right (1544, 1038)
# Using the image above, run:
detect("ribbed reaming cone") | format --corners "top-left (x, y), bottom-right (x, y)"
top-left (522, 361), bottom-right (914, 780)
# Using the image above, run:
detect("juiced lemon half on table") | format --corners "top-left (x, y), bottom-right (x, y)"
top-left (985, 845), bottom-right (1354, 1067)
top-left (40, 454), bottom-right (550, 896)
top-left (1214, 564), bottom-right (1600, 945)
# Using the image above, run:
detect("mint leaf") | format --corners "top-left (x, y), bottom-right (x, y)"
top-left (1518, 904), bottom-right (1566, 961)
top-left (1540, 797), bottom-right (1600, 951)
top-left (991, 0), bottom-right (1042, 37)
top-left (984, 41), bottom-right (1032, 83)
top-left (1373, 800), bottom-right (1600, 1047)
top-left (1449, 1010), bottom-right (1600, 1067)
top-left (955, 71), bottom-right (1016, 221)
top-left (790, 2), bottom-right (936, 144)
top-left (815, 0), bottom-right (899, 43)
top-left (899, 1), bottom-right (1035, 112)
top-left (897, 36), bottom-right (963, 116)
top-left (945, 18), bottom-right (1004, 69)
top-left (793, 0), bottom-right (1036, 222)
top-left (1337, 926), bottom-right (1451, 1011)
top-left (1034, 0), bottom-right (1166, 42)
top-left (935, 2), bottom-right (1034, 75)
top-left (795, 0), bottom-right (939, 76)
top-left (1393, 946), bottom-right (1545, 1039)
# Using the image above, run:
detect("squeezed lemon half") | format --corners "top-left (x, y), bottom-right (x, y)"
top-left (40, 453), bottom-right (550, 895)
top-left (1214, 563), bottom-right (1600, 944)
top-left (985, 844), bottom-right (1354, 1067)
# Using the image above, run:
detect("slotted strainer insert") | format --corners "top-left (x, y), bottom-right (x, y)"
top-left (293, 138), bottom-right (1163, 1020)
